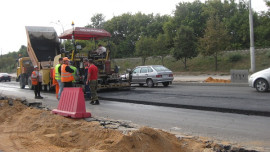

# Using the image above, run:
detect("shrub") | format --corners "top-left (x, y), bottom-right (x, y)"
top-left (228, 53), bottom-right (242, 62)
top-left (266, 51), bottom-right (270, 58)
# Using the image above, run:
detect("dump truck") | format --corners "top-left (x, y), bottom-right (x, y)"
top-left (20, 26), bottom-right (60, 90)
top-left (58, 27), bottom-right (130, 90)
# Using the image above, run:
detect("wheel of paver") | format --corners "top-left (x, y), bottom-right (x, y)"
top-left (162, 82), bottom-right (169, 87)
top-left (28, 77), bottom-right (34, 90)
top-left (19, 77), bottom-right (25, 89)
top-left (146, 79), bottom-right (154, 88)
top-left (255, 78), bottom-right (269, 92)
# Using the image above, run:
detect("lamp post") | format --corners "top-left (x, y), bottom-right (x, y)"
top-left (249, 0), bottom-right (255, 73)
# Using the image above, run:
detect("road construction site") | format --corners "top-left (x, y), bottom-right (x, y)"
top-left (1, 25), bottom-right (268, 152)
top-left (0, 97), bottom-right (260, 152)
top-left (0, 79), bottom-right (269, 152)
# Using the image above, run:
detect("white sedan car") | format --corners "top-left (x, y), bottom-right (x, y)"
top-left (249, 68), bottom-right (270, 92)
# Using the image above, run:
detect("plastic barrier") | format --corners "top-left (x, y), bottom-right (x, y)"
top-left (52, 87), bottom-right (91, 118)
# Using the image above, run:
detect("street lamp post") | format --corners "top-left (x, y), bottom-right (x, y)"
top-left (249, 0), bottom-right (255, 73)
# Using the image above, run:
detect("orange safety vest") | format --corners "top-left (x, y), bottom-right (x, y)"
top-left (31, 71), bottom-right (38, 85)
top-left (61, 64), bottom-right (74, 82)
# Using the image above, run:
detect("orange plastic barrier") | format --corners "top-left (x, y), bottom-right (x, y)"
top-left (52, 87), bottom-right (91, 118)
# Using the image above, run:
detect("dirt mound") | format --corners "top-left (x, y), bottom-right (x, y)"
top-left (0, 99), bottom-right (254, 152)
top-left (204, 77), bottom-right (231, 83)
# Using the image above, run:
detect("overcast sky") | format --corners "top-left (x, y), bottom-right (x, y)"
top-left (0, 0), bottom-right (268, 55)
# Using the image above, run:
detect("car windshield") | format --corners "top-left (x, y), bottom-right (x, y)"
top-left (152, 66), bottom-right (169, 72)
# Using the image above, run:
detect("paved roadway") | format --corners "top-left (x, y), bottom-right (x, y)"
top-left (0, 81), bottom-right (270, 151)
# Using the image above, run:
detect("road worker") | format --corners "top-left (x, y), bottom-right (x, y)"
top-left (31, 65), bottom-right (43, 99)
top-left (53, 57), bottom-right (63, 100)
top-left (69, 61), bottom-right (79, 86)
top-left (86, 59), bottom-right (99, 105)
top-left (58, 57), bottom-right (74, 87)
top-left (83, 58), bottom-right (91, 100)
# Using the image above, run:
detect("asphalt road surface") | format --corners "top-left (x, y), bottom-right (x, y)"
top-left (0, 81), bottom-right (270, 151)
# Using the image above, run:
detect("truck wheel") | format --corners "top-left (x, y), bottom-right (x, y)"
top-left (28, 77), bottom-right (34, 90)
top-left (20, 77), bottom-right (25, 89)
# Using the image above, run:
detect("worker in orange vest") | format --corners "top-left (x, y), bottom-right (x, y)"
top-left (58, 57), bottom-right (74, 87)
top-left (31, 65), bottom-right (43, 99)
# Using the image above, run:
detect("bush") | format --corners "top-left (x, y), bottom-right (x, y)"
top-left (266, 51), bottom-right (270, 58)
top-left (228, 53), bottom-right (242, 62)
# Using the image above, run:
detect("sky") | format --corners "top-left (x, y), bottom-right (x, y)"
top-left (0, 0), bottom-right (268, 55)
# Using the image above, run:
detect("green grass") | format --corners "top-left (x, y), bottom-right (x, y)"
top-left (113, 49), bottom-right (270, 74)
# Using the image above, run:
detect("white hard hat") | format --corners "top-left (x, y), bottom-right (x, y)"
top-left (34, 65), bottom-right (38, 68)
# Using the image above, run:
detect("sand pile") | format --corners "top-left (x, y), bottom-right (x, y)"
top-left (0, 99), bottom-right (253, 152)
top-left (204, 77), bottom-right (231, 83)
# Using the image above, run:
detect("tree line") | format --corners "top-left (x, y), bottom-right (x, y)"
top-left (1, 0), bottom-right (270, 72)
top-left (86, 0), bottom-right (270, 70)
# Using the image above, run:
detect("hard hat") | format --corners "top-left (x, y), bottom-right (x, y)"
top-left (63, 57), bottom-right (69, 61)
top-left (34, 65), bottom-right (38, 68)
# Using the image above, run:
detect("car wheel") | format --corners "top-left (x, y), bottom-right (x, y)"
top-left (146, 79), bottom-right (154, 88)
top-left (139, 83), bottom-right (144, 87)
top-left (255, 79), bottom-right (269, 92)
top-left (162, 82), bottom-right (169, 87)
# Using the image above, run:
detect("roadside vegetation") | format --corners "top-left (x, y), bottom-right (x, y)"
top-left (1, 0), bottom-right (270, 74)
top-left (113, 48), bottom-right (270, 74)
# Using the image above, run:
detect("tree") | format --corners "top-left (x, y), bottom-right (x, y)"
top-left (153, 34), bottom-right (170, 65)
top-left (17, 45), bottom-right (28, 58)
top-left (254, 11), bottom-right (270, 48)
top-left (87, 13), bottom-right (106, 29)
top-left (135, 36), bottom-right (154, 65)
top-left (104, 13), bottom-right (169, 58)
top-left (199, 15), bottom-right (231, 71)
top-left (265, 0), bottom-right (270, 7)
top-left (173, 26), bottom-right (198, 69)
top-left (174, 0), bottom-right (206, 38)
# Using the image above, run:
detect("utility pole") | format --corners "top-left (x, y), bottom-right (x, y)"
top-left (249, 0), bottom-right (255, 73)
